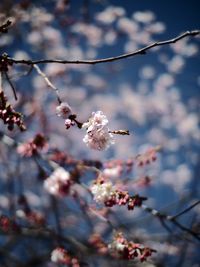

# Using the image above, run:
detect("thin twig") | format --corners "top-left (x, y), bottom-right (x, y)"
top-left (4, 72), bottom-right (18, 100)
top-left (8, 30), bottom-right (200, 66)
top-left (171, 200), bottom-right (200, 219)
top-left (33, 64), bottom-right (61, 104)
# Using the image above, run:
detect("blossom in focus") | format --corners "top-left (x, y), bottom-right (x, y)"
top-left (90, 180), bottom-right (115, 204)
top-left (56, 102), bottom-right (72, 119)
top-left (82, 111), bottom-right (115, 150)
top-left (44, 167), bottom-right (72, 197)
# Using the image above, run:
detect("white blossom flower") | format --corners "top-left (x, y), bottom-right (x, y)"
top-left (83, 111), bottom-right (115, 150)
top-left (56, 102), bottom-right (72, 119)
top-left (103, 166), bottom-right (122, 178)
top-left (51, 248), bottom-right (68, 263)
top-left (108, 240), bottom-right (126, 252)
top-left (90, 181), bottom-right (115, 203)
top-left (82, 110), bottom-right (108, 130)
top-left (44, 167), bottom-right (71, 197)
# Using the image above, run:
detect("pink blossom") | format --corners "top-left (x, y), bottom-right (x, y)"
top-left (56, 102), bottom-right (72, 119)
top-left (83, 111), bottom-right (114, 150)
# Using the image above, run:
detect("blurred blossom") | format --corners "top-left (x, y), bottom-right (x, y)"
top-left (45, 63), bottom-right (67, 77)
top-left (124, 41), bottom-right (138, 53)
top-left (167, 55), bottom-right (185, 73)
top-left (95, 6), bottom-right (125, 25)
top-left (132, 11), bottom-right (155, 23)
top-left (139, 65), bottom-right (156, 79)
top-left (71, 23), bottom-right (102, 46)
top-left (30, 7), bottom-right (54, 27)
top-left (27, 31), bottom-right (42, 46)
top-left (177, 113), bottom-right (199, 137)
top-left (171, 39), bottom-right (199, 57)
top-left (103, 166), bottom-right (122, 178)
top-left (44, 167), bottom-right (72, 197)
top-left (162, 165), bottom-right (192, 192)
top-left (117, 17), bottom-right (138, 35)
top-left (154, 73), bottom-right (174, 90)
top-left (120, 86), bottom-right (146, 124)
top-left (104, 30), bottom-right (117, 45)
top-left (0, 195), bottom-right (9, 209)
top-left (146, 22), bottom-right (166, 34)
top-left (0, 34), bottom-right (13, 46)
top-left (13, 50), bottom-right (30, 60)
top-left (42, 26), bottom-right (63, 45)
top-left (148, 128), bottom-right (166, 145)
top-left (83, 74), bottom-right (106, 90)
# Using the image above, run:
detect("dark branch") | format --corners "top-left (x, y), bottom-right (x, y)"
top-left (172, 200), bottom-right (200, 219)
top-left (8, 30), bottom-right (200, 66)
top-left (0, 20), bottom-right (12, 34)
top-left (141, 204), bottom-right (200, 241)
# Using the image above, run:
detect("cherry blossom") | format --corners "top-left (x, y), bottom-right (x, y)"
top-left (83, 111), bottom-right (115, 150)
top-left (44, 167), bottom-right (72, 197)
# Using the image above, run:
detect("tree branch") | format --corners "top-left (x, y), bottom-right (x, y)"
top-left (172, 200), bottom-right (200, 220)
top-left (141, 204), bottom-right (200, 241)
top-left (7, 30), bottom-right (200, 66)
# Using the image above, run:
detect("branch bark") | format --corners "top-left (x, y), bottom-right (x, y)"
top-left (8, 30), bottom-right (200, 66)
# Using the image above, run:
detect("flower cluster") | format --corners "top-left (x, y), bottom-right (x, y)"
top-left (108, 232), bottom-right (156, 262)
top-left (0, 91), bottom-right (26, 131)
top-left (90, 179), bottom-right (115, 203)
top-left (44, 167), bottom-right (73, 197)
top-left (17, 133), bottom-right (48, 157)
top-left (83, 111), bottom-right (115, 150)
top-left (51, 247), bottom-right (80, 266)
top-left (90, 177), bottom-right (147, 209)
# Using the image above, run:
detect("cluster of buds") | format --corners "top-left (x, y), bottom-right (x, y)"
top-left (104, 159), bottom-right (134, 174)
top-left (0, 91), bottom-right (26, 131)
top-left (0, 215), bottom-right (20, 233)
top-left (103, 146), bottom-right (161, 175)
top-left (17, 133), bottom-right (48, 157)
top-left (108, 232), bottom-right (156, 262)
top-left (51, 247), bottom-right (80, 267)
top-left (56, 102), bottom-right (82, 130)
top-left (136, 146), bottom-right (161, 167)
top-left (90, 177), bottom-right (147, 210)
top-left (44, 167), bottom-right (73, 197)
top-left (0, 53), bottom-right (13, 72)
